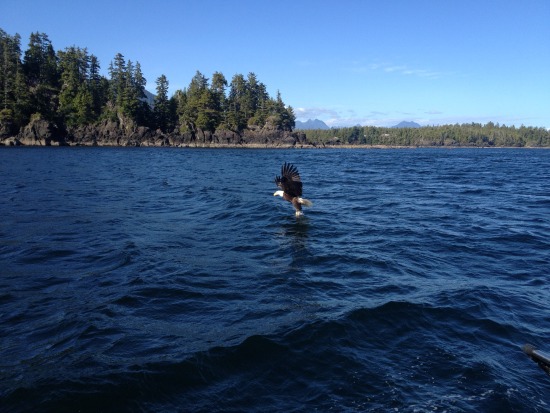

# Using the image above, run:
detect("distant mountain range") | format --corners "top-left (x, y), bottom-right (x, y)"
top-left (294, 119), bottom-right (330, 130)
top-left (392, 121), bottom-right (421, 128)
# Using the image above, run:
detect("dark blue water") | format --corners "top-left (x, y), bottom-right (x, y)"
top-left (1, 147), bottom-right (549, 412)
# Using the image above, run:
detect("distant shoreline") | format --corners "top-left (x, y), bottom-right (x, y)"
top-left (2, 118), bottom-right (548, 148)
top-left (2, 141), bottom-right (549, 149)
top-left (1, 119), bottom-right (548, 149)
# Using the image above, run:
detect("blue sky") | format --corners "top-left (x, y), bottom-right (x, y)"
top-left (1, 0), bottom-right (549, 128)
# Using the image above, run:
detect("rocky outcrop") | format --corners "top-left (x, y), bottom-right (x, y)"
top-left (0, 120), bottom-right (15, 141)
top-left (16, 118), bottom-right (67, 146)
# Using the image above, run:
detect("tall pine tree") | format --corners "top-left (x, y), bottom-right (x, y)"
top-left (22, 32), bottom-right (59, 121)
top-left (58, 46), bottom-right (92, 125)
top-left (0, 30), bottom-right (27, 129)
top-left (153, 74), bottom-right (170, 131)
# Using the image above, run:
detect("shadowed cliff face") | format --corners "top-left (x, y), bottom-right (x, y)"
top-left (14, 118), bottom-right (65, 146)
top-left (0, 118), bottom-right (311, 148)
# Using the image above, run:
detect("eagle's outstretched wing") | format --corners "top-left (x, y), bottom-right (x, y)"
top-left (275, 162), bottom-right (302, 197)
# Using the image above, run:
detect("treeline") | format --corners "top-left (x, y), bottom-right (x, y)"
top-left (0, 28), bottom-right (295, 138)
top-left (306, 122), bottom-right (550, 147)
top-left (2, 28), bottom-right (548, 148)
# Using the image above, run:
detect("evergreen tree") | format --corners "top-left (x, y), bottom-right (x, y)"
top-left (245, 72), bottom-right (268, 125)
top-left (107, 53), bottom-right (150, 125)
top-left (195, 88), bottom-right (219, 133)
top-left (88, 54), bottom-right (107, 119)
top-left (226, 73), bottom-right (247, 131)
top-left (266, 90), bottom-right (295, 131)
top-left (108, 52), bottom-right (126, 117)
top-left (23, 32), bottom-right (58, 87)
top-left (123, 59), bottom-right (137, 117)
top-left (58, 46), bottom-right (92, 125)
top-left (173, 88), bottom-right (188, 133)
top-left (12, 68), bottom-right (30, 127)
top-left (180, 71), bottom-right (208, 133)
top-left (22, 32), bottom-right (59, 121)
top-left (133, 61), bottom-right (146, 99)
top-left (248, 77), bottom-right (269, 127)
top-left (132, 61), bottom-right (151, 125)
top-left (73, 84), bottom-right (93, 124)
top-left (0, 30), bottom-right (26, 129)
top-left (1, 31), bottom-right (17, 108)
top-left (210, 71), bottom-right (227, 127)
top-left (153, 74), bottom-right (170, 131)
top-left (285, 105), bottom-right (296, 131)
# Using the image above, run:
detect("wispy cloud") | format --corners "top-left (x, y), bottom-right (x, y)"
top-left (346, 60), bottom-right (445, 79)
top-left (295, 107), bottom-right (341, 120)
top-left (370, 111), bottom-right (389, 116)
top-left (384, 65), bottom-right (407, 73)
top-left (402, 68), bottom-right (443, 78)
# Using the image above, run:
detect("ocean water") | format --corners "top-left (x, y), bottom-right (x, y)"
top-left (1, 147), bottom-right (549, 412)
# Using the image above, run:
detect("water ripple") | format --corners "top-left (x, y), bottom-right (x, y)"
top-left (1, 148), bottom-right (549, 411)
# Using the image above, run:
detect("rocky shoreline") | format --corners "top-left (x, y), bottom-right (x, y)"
top-left (3, 118), bottom-right (548, 150)
top-left (0, 118), bottom-right (317, 148)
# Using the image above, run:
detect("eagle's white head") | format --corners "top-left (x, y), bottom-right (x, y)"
top-left (273, 190), bottom-right (284, 197)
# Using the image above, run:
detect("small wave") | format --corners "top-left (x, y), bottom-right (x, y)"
top-left (2, 148), bottom-right (550, 412)
top-left (2, 300), bottom-right (547, 412)
top-left (16, 246), bottom-right (78, 265)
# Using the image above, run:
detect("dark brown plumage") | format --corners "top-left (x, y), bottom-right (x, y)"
top-left (274, 162), bottom-right (312, 216)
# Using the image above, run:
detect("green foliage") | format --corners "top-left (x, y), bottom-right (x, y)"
top-left (23, 32), bottom-right (58, 88)
top-left (178, 71), bottom-right (207, 133)
top-left (106, 54), bottom-right (148, 124)
top-left (225, 73), bottom-right (247, 131)
top-left (303, 123), bottom-right (550, 147)
top-left (210, 71), bottom-right (227, 127)
top-left (58, 46), bottom-right (91, 125)
top-left (1, 27), bottom-right (297, 137)
top-left (220, 73), bottom-right (294, 132)
top-left (22, 32), bottom-right (60, 122)
top-left (73, 85), bottom-right (93, 125)
top-left (88, 55), bottom-right (106, 118)
top-left (0, 30), bottom-right (33, 129)
top-left (55, 46), bottom-right (109, 127)
top-left (1, 30), bottom-right (21, 110)
top-left (1, 26), bottom-right (546, 148)
top-left (153, 74), bottom-right (172, 131)
top-left (0, 108), bottom-right (13, 122)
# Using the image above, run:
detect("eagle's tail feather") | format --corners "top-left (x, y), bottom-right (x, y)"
top-left (298, 198), bottom-right (313, 207)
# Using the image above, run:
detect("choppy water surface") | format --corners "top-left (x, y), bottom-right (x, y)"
top-left (1, 147), bottom-right (549, 412)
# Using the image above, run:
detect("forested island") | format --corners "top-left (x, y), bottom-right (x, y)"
top-left (306, 122), bottom-right (550, 148)
top-left (1, 28), bottom-right (549, 148)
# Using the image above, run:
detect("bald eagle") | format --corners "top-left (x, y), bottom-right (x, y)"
top-left (274, 162), bottom-right (313, 216)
